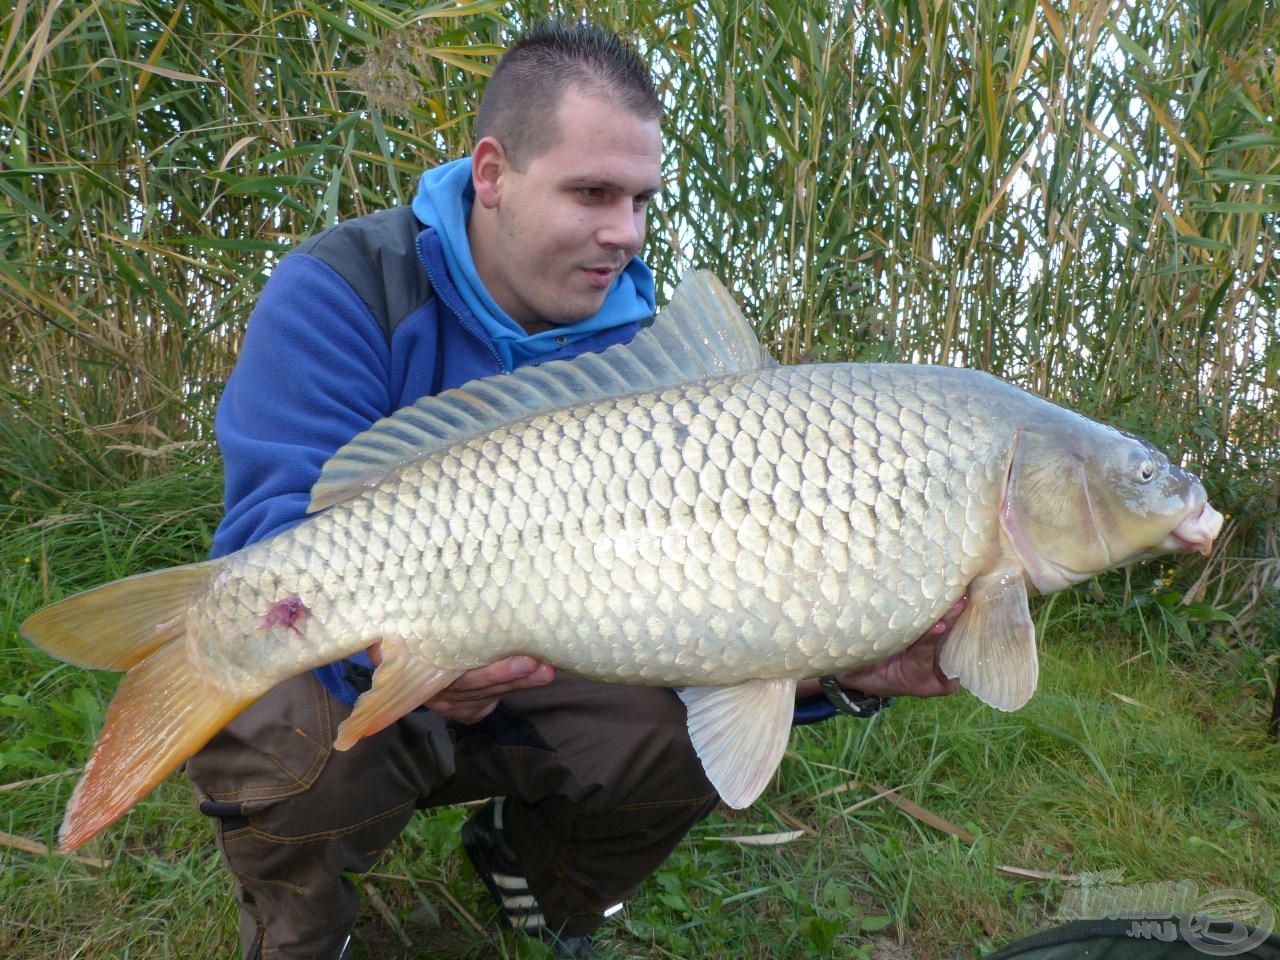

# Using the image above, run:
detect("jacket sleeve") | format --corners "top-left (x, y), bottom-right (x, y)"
top-left (211, 253), bottom-right (396, 557)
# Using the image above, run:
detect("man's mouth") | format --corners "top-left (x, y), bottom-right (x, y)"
top-left (582, 265), bottom-right (621, 288)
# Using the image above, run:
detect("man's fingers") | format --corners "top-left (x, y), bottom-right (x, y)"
top-left (425, 658), bottom-right (555, 720)
top-left (423, 660), bottom-right (555, 724)
top-left (358, 647), bottom-right (554, 722)
top-left (928, 595), bottom-right (969, 634)
top-left (442, 656), bottom-right (549, 695)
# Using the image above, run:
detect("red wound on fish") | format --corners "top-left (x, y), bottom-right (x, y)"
top-left (257, 594), bottom-right (310, 633)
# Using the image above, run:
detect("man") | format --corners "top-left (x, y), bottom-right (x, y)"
top-left (189, 21), bottom-right (961, 960)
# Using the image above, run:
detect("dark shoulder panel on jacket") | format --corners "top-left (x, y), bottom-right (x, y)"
top-left (293, 206), bottom-right (432, 342)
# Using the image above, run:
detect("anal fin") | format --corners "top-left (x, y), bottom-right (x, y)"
top-left (938, 570), bottom-right (1038, 711)
top-left (333, 638), bottom-right (464, 750)
top-left (678, 677), bottom-right (798, 808)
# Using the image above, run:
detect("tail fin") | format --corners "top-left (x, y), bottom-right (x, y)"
top-left (21, 564), bottom-right (213, 670)
top-left (57, 639), bottom-right (257, 850)
top-left (21, 564), bottom-right (258, 850)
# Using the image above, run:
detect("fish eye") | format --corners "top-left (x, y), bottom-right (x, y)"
top-left (1124, 442), bottom-right (1164, 485)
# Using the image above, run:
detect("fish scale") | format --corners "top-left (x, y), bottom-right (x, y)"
top-left (197, 365), bottom-right (1003, 689)
top-left (21, 270), bottom-right (1223, 848)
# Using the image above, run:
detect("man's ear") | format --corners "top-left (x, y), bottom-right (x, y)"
top-left (472, 136), bottom-right (507, 209)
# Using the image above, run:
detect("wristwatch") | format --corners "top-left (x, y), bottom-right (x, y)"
top-left (817, 676), bottom-right (895, 718)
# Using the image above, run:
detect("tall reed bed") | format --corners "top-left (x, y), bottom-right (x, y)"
top-left (3, 0), bottom-right (1277, 614)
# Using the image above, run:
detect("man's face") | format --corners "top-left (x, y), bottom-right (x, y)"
top-left (473, 89), bottom-right (662, 333)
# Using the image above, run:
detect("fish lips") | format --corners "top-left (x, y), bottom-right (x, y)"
top-left (1164, 501), bottom-right (1224, 556)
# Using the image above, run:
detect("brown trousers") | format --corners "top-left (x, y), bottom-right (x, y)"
top-left (186, 672), bottom-right (719, 959)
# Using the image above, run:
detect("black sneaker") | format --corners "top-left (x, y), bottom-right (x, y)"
top-left (461, 797), bottom-right (609, 959)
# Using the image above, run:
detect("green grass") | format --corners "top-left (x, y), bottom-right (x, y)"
top-left (3, 467), bottom-right (1276, 959)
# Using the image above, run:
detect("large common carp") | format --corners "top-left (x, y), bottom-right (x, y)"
top-left (22, 272), bottom-right (1222, 851)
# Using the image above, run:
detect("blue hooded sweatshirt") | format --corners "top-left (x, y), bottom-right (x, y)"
top-left (411, 158), bottom-right (656, 368)
top-left (211, 159), bottom-right (655, 706)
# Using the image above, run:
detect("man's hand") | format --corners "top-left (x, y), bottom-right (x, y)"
top-left (425, 656), bottom-right (555, 723)
top-left (367, 644), bottom-right (555, 724)
top-left (796, 596), bottom-right (968, 701)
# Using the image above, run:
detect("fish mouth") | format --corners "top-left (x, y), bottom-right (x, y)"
top-left (1164, 502), bottom-right (1225, 556)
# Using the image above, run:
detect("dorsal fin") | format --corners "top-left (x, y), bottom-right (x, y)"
top-left (308, 270), bottom-right (768, 512)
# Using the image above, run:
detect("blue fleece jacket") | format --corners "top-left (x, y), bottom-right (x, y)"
top-left (211, 162), bottom-right (654, 706)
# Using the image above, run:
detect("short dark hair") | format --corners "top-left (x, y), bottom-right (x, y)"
top-left (475, 21), bottom-right (660, 170)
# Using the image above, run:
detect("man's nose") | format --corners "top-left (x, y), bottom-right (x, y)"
top-left (598, 202), bottom-right (644, 251)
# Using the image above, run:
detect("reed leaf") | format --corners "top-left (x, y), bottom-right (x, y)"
top-left (2, 0), bottom-right (1276, 588)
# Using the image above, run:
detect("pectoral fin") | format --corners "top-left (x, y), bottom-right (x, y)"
top-left (938, 570), bottom-right (1038, 712)
top-left (333, 638), bottom-right (464, 750)
top-left (678, 677), bottom-right (798, 808)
